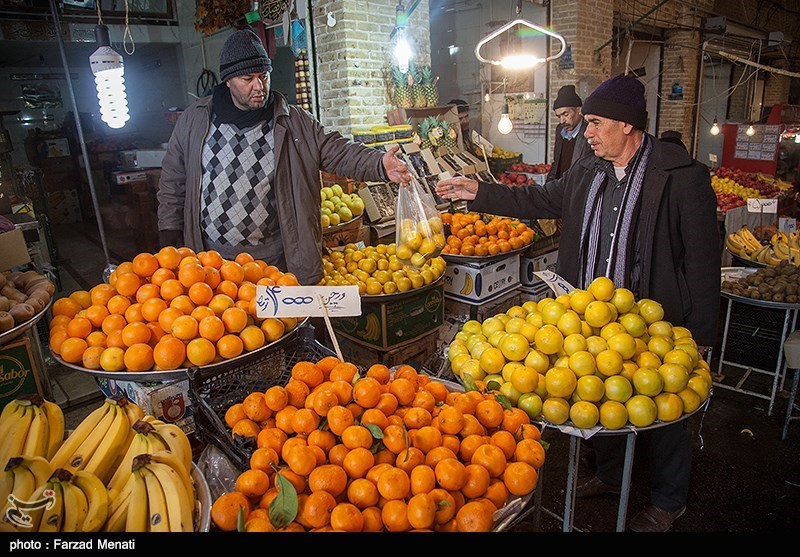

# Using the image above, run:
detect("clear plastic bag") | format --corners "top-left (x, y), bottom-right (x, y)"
top-left (395, 174), bottom-right (445, 268)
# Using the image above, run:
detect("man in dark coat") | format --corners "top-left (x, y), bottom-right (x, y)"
top-left (436, 74), bottom-right (720, 532)
top-left (546, 85), bottom-right (591, 181)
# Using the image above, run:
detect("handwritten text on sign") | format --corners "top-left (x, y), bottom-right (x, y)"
top-left (255, 286), bottom-right (361, 318)
top-left (533, 270), bottom-right (576, 297)
top-left (747, 198), bottom-right (778, 213)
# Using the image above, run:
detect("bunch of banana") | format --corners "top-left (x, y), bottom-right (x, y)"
top-left (357, 314), bottom-right (381, 342)
top-left (49, 396), bottom-right (143, 484)
top-left (725, 225), bottom-right (763, 259)
top-left (460, 273), bottom-right (474, 295)
top-left (105, 452), bottom-right (195, 532)
top-left (0, 456), bottom-right (52, 523)
top-left (20, 468), bottom-right (109, 532)
top-left (106, 418), bottom-right (192, 501)
top-left (770, 232), bottom-right (800, 265)
top-left (0, 396), bottom-right (64, 464)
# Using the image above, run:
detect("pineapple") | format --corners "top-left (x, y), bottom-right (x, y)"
top-left (417, 116), bottom-right (439, 150)
top-left (420, 65), bottom-right (439, 107)
top-left (410, 64), bottom-right (427, 108)
top-left (439, 119), bottom-right (457, 151)
top-left (392, 65), bottom-right (413, 109)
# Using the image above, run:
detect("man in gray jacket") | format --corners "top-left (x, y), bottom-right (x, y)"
top-left (157, 28), bottom-right (410, 284)
top-left (546, 85), bottom-right (591, 181)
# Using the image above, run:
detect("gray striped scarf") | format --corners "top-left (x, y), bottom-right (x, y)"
top-left (579, 134), bottom-right (653, 288)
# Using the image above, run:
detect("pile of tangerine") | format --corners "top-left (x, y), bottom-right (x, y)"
top-left (440, 213), bottom-right (535, 257)
top-left (48, 246), bottom-right (301, 373)
top-left (212, 359), bottom-right (545, 532)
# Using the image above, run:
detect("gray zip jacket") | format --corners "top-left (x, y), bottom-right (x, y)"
top-left (157, 91), bottom-right (385, 284)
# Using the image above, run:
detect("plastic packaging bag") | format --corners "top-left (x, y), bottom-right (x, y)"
top-left (395, 174), bottom-right (445, 268)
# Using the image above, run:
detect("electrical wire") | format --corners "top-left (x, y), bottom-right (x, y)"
top-left (196, 69), bottom-right (219, 98)
top-left (123, 0), bottom-right (135, 55)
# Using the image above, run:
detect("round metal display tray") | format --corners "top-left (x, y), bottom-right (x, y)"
top-left (441, 243), bottom-right (529, 264)
top-left (720, 266), bottom-right (800, 310)
top-left (0, 298), bottom-right (53, 347)
top-left (192, 463), bottom-right (212, 532)
top-left (360, 273), bottom-right (444, 302)
top-left (725, 248), bottom-right (767, 269)
top-left (51, 317), bottom-right (309, 381)
top-left (538, 396), bottom-right (711, 437)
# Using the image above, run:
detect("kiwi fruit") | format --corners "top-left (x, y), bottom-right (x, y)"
top-left (0, 311), bottom-right (13, 332)
top-left (8, 303), bottom-right (34, 324)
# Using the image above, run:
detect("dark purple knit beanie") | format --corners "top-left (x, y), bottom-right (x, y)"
top-left (582, 74), bottom-right (648, 131)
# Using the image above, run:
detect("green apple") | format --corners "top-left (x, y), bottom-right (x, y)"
top-left (322, 200), bottom-right (335, 211)
top-left (337, 206), bottom-right (353, 222)
top-left (329, 213), bottom-right (341, 226)
top-left (321, 207), bottom-right (332, 217)
top-left (322, 186), bottom-right (333, 200)
top-left (332, 184), bottom-right (343, 197)
top-left (350, 198), bottom-right (365, 217)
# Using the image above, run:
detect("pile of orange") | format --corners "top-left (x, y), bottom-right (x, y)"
top-left (48, 247), bottom-right (301, 372)
top-left (211, 359), bottom-right (545, 532)
top-left (440, 212), bottom-right (535, 257)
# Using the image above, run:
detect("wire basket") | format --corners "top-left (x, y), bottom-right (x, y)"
top-left (187, 325), bottom-right (336, 471)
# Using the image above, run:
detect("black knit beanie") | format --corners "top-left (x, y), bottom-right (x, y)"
top-left (582, 74), bottom-right (648, 131)
top-left (219, 28), bottom-right (272, 82)
top-left (553, 85), bottom-right (582, 110)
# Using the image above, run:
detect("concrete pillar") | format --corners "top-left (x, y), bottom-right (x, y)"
top-left (312, 0), bottom-right (431, 135)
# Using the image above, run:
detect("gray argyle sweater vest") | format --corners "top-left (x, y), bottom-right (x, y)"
top-left (199, 119), bottom-right (282, 263)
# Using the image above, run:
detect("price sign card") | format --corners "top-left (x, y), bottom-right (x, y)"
top-left (255, 285), bottom-right (361, 318)
top-left (779, 217), bottom-right (797, 235)
top-left (533, 270), bottom-right (576, 297)
top-left (746, 198), bottom-right (778, 213)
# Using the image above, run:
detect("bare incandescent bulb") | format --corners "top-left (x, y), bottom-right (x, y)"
top-left (89, 25), bottom-right (129, 129)
top-left (710, 118), bottom-right (720, 136)
top-left (498, 104), bottom-right (513, 135)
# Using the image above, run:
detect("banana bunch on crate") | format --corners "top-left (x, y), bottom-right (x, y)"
top-left (770, 232), bottom-right (800, 266)
top-left (0, 395), bottom-right (64, 465)
top-left (0, 395), bottom-right (196, 532)
top-left (725, 226), bottom-right (782, 265)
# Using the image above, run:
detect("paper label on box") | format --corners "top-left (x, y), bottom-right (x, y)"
top-left (533, 270), bottom-right (575, 296)
top-left (255, 285), bottom-right (361, 318)
top-left (747, 198), bottom-right (777, 213)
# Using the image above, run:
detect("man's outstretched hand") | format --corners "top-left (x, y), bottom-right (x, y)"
top-left (436, 176), bottom-right (479, 201)
top-left (382, 145), bottom-right (412, 184)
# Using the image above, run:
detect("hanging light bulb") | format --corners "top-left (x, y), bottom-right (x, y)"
top-left (795, 133), bottom-right (800, 144)
top-left (484, 92), bottom-right (490, 103)
top-left (90, 25), bottom-right (129, 129)
top-left (393, 2), bottom-right (412, 73)
top-left (498, 104), bottom-right (513, 135)
top-left (710, 118), bottom-right (720, 136)
top-left (746, 124), bottom-right (756, 137)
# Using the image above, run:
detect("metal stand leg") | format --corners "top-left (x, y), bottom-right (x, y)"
top-left (532, 461), bottom-right (543, 531)
top-left (717, 298), bottom-right (733, 375)
top-left (562, 436), bottom-right (580, 532)
top-left (769, 307), bottom-right (793, 416)
top-left (616, 433), bottom-right (636, 532)
top-left (783, 368), bottom-right (800, 441)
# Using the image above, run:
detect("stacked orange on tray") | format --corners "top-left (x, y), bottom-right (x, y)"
top-left (48, 247), bottom-right (300, 373)
top-left (440, 212), bottom-right (535, 257)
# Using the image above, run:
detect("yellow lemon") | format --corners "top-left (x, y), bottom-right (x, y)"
top-left (599, 400), bottom-right (629, 429)
top-left (625, 395), bottom-right (657, 427)
top-left (576, 375), bottom-right (605, 402)
top-left (654, 392), bottom-right (684, 421)
top-left (570, 401), bottom-right (600, 429)
top-left (545, 367), bottom-right (577, 398)
top-left (588, 276), bottom-right (616, 301)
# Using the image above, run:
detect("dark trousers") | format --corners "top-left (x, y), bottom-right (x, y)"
top-left (592, 420), bottom-right (691, 512)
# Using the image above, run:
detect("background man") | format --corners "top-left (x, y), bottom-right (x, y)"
top-left (436, 74), bottom-right (720, 532)
top-left (158, 28), bottom-right (410, 284)
top-left (448, 99), bottom-right (478, 155)
top-left (547, 85), bottom-right (591, 181)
